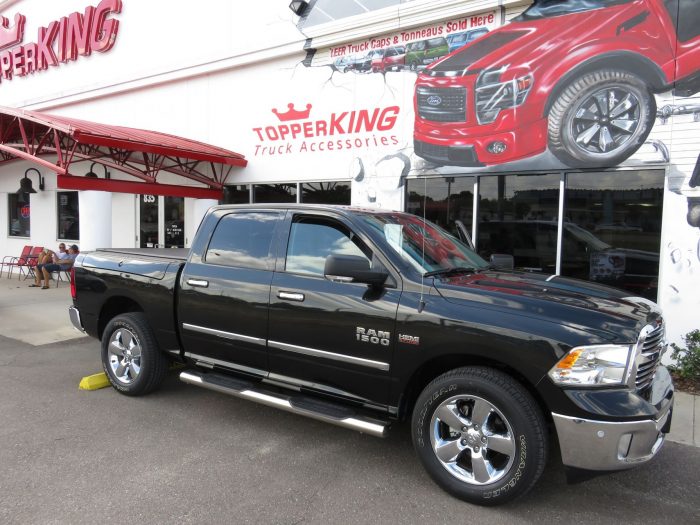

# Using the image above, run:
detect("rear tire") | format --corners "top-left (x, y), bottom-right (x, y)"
top-left (411, 366), bottom-right (547, 506)
top-left (101, 312), bottom-right (168, 396)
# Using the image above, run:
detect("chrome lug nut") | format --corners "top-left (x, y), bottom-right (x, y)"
top-left (461, 439), bottom-right (467, 446)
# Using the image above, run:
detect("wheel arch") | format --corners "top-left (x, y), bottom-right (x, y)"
top-left (543, 52), bottom-right (667, 117)
top-left (398, 354), bottom-right (551, 425)
top-left (98, 296), bottom-right (143, 340)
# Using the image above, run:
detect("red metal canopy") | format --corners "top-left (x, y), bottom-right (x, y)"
top-left (0, 105), bottom-right (247, 199)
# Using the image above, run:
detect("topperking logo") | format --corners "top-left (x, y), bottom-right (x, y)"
top-left (0, 0), bottom-right (122, 84)
top-left (251, 102), bottom-right (400, 157)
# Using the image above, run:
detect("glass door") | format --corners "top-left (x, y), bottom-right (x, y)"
top-left (138, 195), bottom-right (185, 248)
top-left (164, 196), bottom-right (185, 248)
top-left (139, 194), bottom-right (160, 248)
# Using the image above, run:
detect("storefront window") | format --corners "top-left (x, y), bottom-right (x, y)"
top-left (57, 191), bottom-right (79, 240)
top-left (253, 184), bottom-right (297, 203)
top-left (477, 174), bottom-right (560, 272)
top-left (8, 194), bottom-right (31, 237)
top-left (562, 170), bottom-right (664, 300)
top-left (406, 176), bottom-right (474, 237)
top-left (223, 185), bottom-right (251, 204)
top-left (300, 181), bottom-right (351, 204)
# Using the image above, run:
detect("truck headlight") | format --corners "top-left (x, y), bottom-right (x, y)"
top-left (548, 344), bottom-right (634, 387)
top-left (475, 65), bottom-right (533, 124)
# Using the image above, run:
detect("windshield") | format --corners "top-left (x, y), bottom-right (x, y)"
top-left (515, 0), bottom-right (632, 20)
top-left (357, 212), bottom-right (489, 274)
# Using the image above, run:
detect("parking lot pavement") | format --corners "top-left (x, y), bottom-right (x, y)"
top-left (1, 335), bottom-right (699, 525)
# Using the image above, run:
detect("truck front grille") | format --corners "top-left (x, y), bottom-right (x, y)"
top-left (635, 321), bottom-right (665, 393)
top-left (416, 86), bottom-right (467, 122)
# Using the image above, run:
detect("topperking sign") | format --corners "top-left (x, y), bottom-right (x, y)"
top-left (0, 0), bottom-right (122, 83)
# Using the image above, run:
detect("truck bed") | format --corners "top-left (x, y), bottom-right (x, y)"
top-left (97, 248), bottom-right (189, 261)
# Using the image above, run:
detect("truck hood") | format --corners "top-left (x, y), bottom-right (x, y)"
top-left (433, 270), bottom-right (661, 343)
top-left (426, 5), bottom-right (632, 77)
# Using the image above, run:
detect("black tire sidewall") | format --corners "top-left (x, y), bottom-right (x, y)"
top-left (101, 313), bottom-right (160, 396)
top-left (411, 369), bottom-right (545, 505)
top-left (549, 70), bottom-right (656, 167)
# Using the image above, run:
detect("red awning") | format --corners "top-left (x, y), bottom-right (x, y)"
top-left (0, 105), bottom-right (247, 198)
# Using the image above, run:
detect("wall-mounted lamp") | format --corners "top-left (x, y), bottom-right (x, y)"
top-left (85, 162), bottom-right (110, 179)
top-left (16, 167), bottom-right (44, 194)
top-left (289, 0), bottom-right (309, 16)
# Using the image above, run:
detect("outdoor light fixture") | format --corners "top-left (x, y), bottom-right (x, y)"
top-left (85, 162), bottom-right (110, 179)
top-left (289, 0), bottom-right (309, 16)
top-left (16, 167), bottom-right (44, 194)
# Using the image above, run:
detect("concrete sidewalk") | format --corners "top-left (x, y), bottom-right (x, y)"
top-left (0, 274), bottom-right (86, 346)
top-left (1, 271), bottom-right (697, 447)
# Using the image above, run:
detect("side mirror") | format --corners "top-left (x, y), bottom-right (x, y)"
top-left (324, 254), bottom-right (388, 287)
top-left (490, 253), bottom-right (514, 270)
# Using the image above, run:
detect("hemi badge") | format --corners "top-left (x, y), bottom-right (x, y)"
top-left (398, 334), bottom-right (420, 345)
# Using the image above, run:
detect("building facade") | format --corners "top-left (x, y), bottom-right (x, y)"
top-left (0, 0), bottom-right (698, 349)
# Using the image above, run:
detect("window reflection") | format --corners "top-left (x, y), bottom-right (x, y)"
top-left (206, 212), bottom-right (279, 270)
top-left (301, 181), bottom-right (351, 204)
top-left (57, 191), bottom-right (79, 240)
top-left (223, 185), bottom-right (250, 204)
top-left (253, 184), bottom-right (297, 203)
top-left (286, 220), bottom-right (369, 276)
top-left (477, 174), bottom-right (560, 272)
top-left (563, 170), bottom-right (664, 300)
top-left (406, 176), bottom-right (474, 237)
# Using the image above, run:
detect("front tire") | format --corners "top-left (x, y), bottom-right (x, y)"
top-left (411, 367), bottom-right (547, 506)
top-left (547, 69), bottom-right (656, 167)
top-left (101, 312), bottom-right (168, 396)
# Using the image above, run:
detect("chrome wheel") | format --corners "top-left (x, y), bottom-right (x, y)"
top-left (569, 86), bottom-right (641, 156)
top-left (107, 328), bottom-right (142, 384)
top-left (429, 394), bottom-right (515, 485)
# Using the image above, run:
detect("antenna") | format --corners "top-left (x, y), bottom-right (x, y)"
top-left (418, 176), bottom-right (427, 313)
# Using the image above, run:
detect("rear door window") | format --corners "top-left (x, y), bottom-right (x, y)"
top-left (205, 212), bottom-right (280, 270)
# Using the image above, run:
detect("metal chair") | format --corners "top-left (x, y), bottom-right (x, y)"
top-left (51, 268), bottom-right (72, 288)
top-left (2, 245), bottom-right (33, 278)
top-left (16, 246), bottom-right (44, 280)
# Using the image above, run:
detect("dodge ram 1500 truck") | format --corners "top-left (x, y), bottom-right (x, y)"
top-left (69, 205), bottom-right (673, 505)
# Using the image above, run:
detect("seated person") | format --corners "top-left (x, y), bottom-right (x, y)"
top-left (31, 244), bottom-right (79, 289)
top-left (33, 243), bottom-right (69, 283)
top-left (35, 243), bottom-right (69, 267)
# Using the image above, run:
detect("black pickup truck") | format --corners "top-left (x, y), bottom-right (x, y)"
top-left (69, 205), bottom-right (673, 505)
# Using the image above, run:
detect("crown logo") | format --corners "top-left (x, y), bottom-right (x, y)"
top-left (272, 103), bottom-right (312, 122)
top-left (0, 13), bottom-right (26, 51)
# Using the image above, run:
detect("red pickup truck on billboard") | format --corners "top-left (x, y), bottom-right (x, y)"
top-left (413, 0), bottom-right (700, 168)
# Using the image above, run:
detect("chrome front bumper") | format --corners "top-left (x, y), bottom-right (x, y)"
top-left (68, 306), bottom-right (85, 333)
top-left (552, 401), bottom-right (672, 471)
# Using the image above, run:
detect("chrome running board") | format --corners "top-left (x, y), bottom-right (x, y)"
top-left (180, 370), bottom-right (388, 438)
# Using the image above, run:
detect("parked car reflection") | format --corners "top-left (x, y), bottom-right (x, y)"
top-left (477, 220), bottom-right (659, 300)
